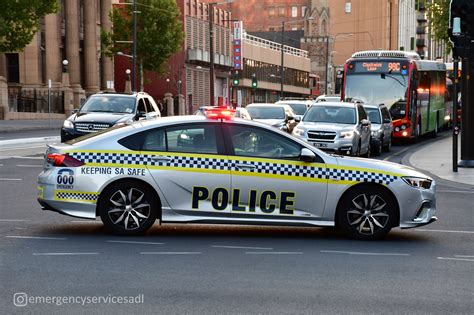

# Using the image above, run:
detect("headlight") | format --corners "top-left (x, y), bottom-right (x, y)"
top-left (401, 124), bottom-right (407, 130)
top-left (402, 176), bottom-right (432, 189)
top-left (292, 127), bottom-right (305, 136)
top-left (394, 126), bottom-right (400, 132)
top-left (340, 130), bottom-right (354, 138)
top-left (63, 120), bottom-right (74, 129)
top-left (371, 129), bottom-right (382, 136)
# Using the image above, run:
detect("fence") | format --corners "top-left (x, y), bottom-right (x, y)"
top-left (8, 86), bottom-right (64, 114)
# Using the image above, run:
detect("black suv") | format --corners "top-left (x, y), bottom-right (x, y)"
top-left (61, 92), bottom-right (161, 142)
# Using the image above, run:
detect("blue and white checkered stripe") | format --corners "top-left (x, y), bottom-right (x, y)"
top-left (69, 152), bottom-right (397, 184)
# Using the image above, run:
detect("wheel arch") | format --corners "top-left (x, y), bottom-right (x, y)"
top-left (96, 177), bottom-right (162, 220)
top-left (335, 182), bottom-right (400, 228)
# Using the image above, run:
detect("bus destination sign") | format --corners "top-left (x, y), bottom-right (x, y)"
top-left (351, 61), bottom-right (408, 74)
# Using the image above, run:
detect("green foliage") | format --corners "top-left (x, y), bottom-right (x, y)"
top-left (101, 0), bottom-right (184, 74)
top-left (0, 0), bottom-right (59, 52)
top-left (427, 0), bottom-right (452, 54)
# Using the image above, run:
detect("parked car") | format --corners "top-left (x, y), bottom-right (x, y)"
top-left (275, 99), bottom-right (313, 121)
top-left (246, 103), bottom-right (298, 133)
top-left (61, 92), bottom-right (161, 142)
top-left (235, 107), bottom-right (252, 120)
top-left (363, 104), bottom-right (393, 155)
top-left (315, 94), bottom-right (341, 103)
top-left (292, 102), bottom-right (371, 157)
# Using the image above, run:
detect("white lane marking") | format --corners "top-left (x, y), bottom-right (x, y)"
top-left (416, 229), bottom-right (474, 234)
top-left (320, 250), bottom-right (410, 256)
top-left (454, 255), bottom-right (474, 258)
top-left (33, 252), bottom-right (99, 256)
top-left (211, 245), bottom-right (273, 250)
top-left (437, 190), bottom-right (474, 194)
top-left (107, 240), bottom-right (164, 245)
top-left (15, 227), bottom-right (27, 230)
top-left (2, 145), bottom-right (48, 151)
top-left (437, 257), bottom-right (474, 262)
top-left (0, 164), bottom-right (3, 166)
top-left (6, 235), bottom-right (66, 240)
top-left (11, 156), bottom-right (44, 160)
top-left (245, 252), bottom-right (303, 255)
top-left (0, 178), bottom-right (22, 181)
top-left (16, 164), bottom-right (42, 167)
top-left (0, 219), bottom-right (30, 222)
top-left (140, 252), bottom-right (202, 255)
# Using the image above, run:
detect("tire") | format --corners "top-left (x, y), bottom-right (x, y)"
top-left (362, 141), bottom-right (371, 158)
top-left (336, 185), bottom-right (397, 240)
top-left (353, 141), bottom-right (361, 157)
top-left (99, 180), bottom-right (159, 235)
top-left (382, 136), bottom-right (391, 152)
top-left (372, 138), bottom-right (382, 156)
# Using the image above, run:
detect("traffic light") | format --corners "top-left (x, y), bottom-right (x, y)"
top-left (449, 0), bottom-right (474, 53)
top-left (251, 74), bottom-right (258, 89)
top-left (232, 71), bottom-right (240, 86)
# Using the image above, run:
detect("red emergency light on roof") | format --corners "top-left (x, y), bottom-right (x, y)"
top-left (201, 106), bottom-right (236, 120)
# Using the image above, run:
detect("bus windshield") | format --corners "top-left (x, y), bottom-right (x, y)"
top-left (344, 72), bottom-right (408, 120)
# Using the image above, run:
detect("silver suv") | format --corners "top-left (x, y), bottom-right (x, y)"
top-left (363, 104), bottom-right (393, 156)
top-left (292, 102), bottom-right (371, 157)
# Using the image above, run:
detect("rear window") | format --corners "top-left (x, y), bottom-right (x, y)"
top-left (247, 106), bottom-right (285, 119)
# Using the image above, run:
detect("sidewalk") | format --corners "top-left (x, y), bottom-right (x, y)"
top-left (409, 135), bottom-right (474, 186)
top-left (0, 119), bottom-right (63, 133)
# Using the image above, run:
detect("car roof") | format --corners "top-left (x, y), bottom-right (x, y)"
top-left (275, 100), bottom-right (313, 104)
top-left (310, 101), bottom-right (357, 108)
top-left (362, 104), bottom-right (381, 109)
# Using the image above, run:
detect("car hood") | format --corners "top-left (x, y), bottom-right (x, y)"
top-left (253, 118), bottom-right (285, 126)
top-left (298, 122), bottom-right (354, 132)
top-left (68, 112), bottom-right (135, 125)
top-left (334, 156), bottom-right (432, 179)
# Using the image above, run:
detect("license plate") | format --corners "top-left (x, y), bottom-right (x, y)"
top-left (313, 142), bottom-right (328, 148)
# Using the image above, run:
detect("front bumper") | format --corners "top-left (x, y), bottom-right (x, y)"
top-left (298, 136), bottom-right (355, 155)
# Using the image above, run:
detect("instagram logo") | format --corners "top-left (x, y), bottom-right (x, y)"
top-left (13, 292), bottom-right (28, 307)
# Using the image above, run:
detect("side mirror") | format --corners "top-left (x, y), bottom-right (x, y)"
top-left (361, 119), bottom-right (370, 127)
top-left (383, 118), bottom-right (391, 123)
top-left (294, 116), bottom-right (302, 122)
top-left (287, 115), bottom-right (294, 121)
top-left (136, 111), bottom-right (146, 120)
top-left (72, 108), bottom-right (79, 114)
top-left (300, 148), bottom-right (316, 162)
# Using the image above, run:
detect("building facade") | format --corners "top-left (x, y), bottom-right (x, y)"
top-left (0, 0), bottom-right (114, 120)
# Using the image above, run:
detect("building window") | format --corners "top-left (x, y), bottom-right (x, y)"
top-left (278, 6), bottom-right (285, 17)
top-left (269, 6), bottom-right (275, 17)
top-left (301, 6), bottom-right (307, 17)
top-left (291, 6), bottom-right (297, 17)
top-left (5, 53), bottom-right (20, 83)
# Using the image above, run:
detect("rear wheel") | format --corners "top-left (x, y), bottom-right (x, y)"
top-left (372, 138), bottom-right (382, 156)
top-left (336, 185), bottom-right (397, 240)
top-left (99, 181), bottom-right (158, 235)
top-left (382, 136), bottom-right (391, 152)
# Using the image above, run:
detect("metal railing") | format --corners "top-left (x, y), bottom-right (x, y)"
top-left (243, 33), bottom-right (309, 59)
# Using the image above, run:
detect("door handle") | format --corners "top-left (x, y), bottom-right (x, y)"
top-left (152, 156), bottom-right (173, 162)
top-left (235, 163), bottom-right (256, 170)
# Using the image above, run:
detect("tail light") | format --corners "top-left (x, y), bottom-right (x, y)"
top-left (46, 153), bottom-right (84, 167)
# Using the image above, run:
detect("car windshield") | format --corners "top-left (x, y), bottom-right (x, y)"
top-left (280, 103), bottom-right (307, 115)
top-left (344, 73), bottom-right (408, 119)
top-left (364, 107), bottom-right (381, 124)
top-left (80, 96), bottom-right (136, 114)
top-left (247, 106), bottom-right (285, 119)
top-left (303, 106), bottom-right (356, 124)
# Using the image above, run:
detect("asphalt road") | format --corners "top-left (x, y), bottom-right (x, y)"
top-left (0, 130), bottom-right (473, 314)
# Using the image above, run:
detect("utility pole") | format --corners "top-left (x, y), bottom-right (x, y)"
top-left (132, 0), bottom-right (138, 92)
top-left (209, 3), bottom-right (215, 106)
top-left (280, 21), bottom-right (285, 99)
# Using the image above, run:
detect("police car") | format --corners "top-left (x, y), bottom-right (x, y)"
top-left (37, 107), bottom-right (437, 240)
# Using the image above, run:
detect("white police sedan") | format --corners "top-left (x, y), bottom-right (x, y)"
top-left (38, 107), bottom-right (437, 240)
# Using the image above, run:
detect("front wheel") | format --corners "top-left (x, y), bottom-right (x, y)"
top-left (99, 181), bottom-right (159, 235)
top-left (336, 185), bottom-right (397, 240)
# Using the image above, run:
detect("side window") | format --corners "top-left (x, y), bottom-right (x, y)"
top-left (357, 105), bottom-right (367, 121)
top-left (143, 128), bottom-right (166, 151)
top-left (137, 98), bottom-right (146, 113)
top-left (227, 124), bottom-right (302, 159)
top-left (167, 125), bottom-right (218, 154)
top-left (381, 107), bottom-right (391, 122)
top-left (143, 98), bottom-right (153, 113)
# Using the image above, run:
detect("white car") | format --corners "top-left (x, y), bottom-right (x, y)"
top-left (38, 107), bottom-right (437, 240)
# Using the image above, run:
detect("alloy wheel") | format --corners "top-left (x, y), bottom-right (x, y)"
top-left (107, 188), bottom-right (151, 230)
top-left (347, 193), bottom-right (390, 235)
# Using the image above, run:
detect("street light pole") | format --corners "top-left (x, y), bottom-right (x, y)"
top-left (132, 0), bottom-right (138, 92)
top-left (280, 21), bottom-right (285, 99)
top-left (209, 3), bottom-right (215, 106)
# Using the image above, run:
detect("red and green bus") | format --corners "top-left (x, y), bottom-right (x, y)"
top-left (341, 50), bottom-right (448, 139)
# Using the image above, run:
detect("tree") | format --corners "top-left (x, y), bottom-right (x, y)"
top-left (427, 0), bottom-right (452, 54)
top-left (0, 0), bottom-right (59, 52)
top-left (101, 0), bottom-right (184, 76)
